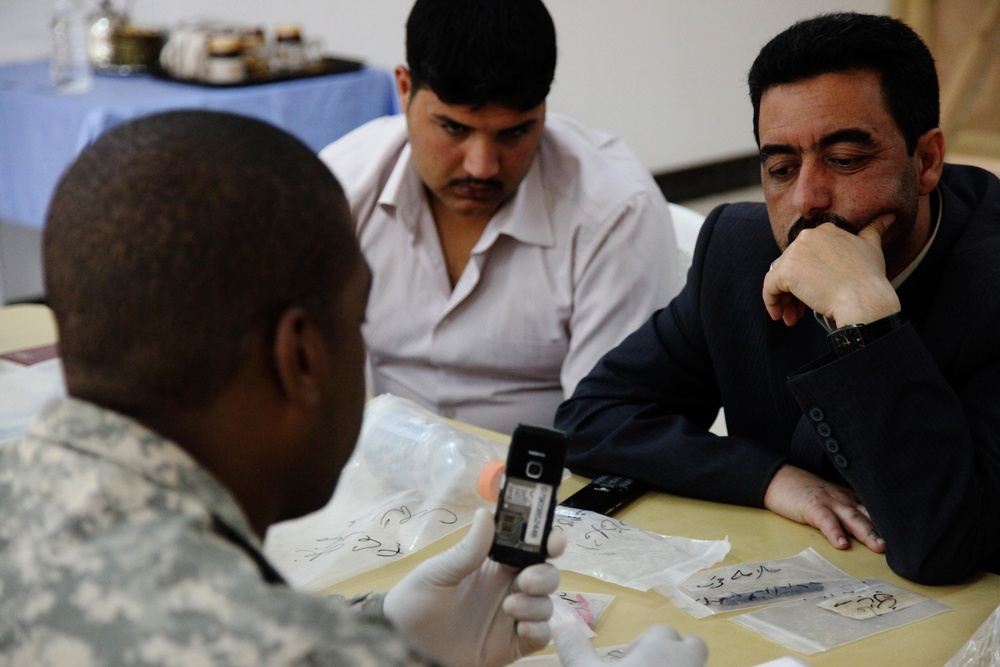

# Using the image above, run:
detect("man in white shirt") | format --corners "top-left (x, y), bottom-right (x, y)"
top-left (320, 0), bottom-right (682, 434)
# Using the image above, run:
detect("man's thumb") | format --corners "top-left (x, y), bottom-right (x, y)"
top-left (435, 507), bottom-right (494, 582)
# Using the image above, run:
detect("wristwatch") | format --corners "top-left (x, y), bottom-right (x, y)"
top-left (827, 312), bottom-right (906, 358)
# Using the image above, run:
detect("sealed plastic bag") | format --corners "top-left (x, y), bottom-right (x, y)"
top-left (552, 507), bottom-right (730, 591)
top-left (658, 548), bottom-right (860, 618)
top-left (945, 601), bottom-right (1000, 667)
top-left (731, 578), bottom-right (952, 654)
top-left (264, 395), bottom-right (504, 591)
top-left (0, 358), bottom-right (65, 446)
top-left (555, 591), bottom-right (617, 632)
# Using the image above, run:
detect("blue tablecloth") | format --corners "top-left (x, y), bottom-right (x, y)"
top-left (0, 60), bottom-right (399, 230)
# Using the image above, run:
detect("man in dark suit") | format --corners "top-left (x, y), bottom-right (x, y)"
top-left (556, 12), bottom-right (1000, 585)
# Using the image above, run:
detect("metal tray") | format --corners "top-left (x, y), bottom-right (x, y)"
top-left (155, 55), bottom-right (364, 88)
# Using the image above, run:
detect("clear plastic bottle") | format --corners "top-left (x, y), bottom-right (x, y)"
top-left (51, 0), bottom-right (94, 93)
top-left (86, 0), bottom-right (127, 72)
top-left (360, 394), bottom-right (508, 505)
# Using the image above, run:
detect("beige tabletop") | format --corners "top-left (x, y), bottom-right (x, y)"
top-left (3, 304), bottom-right (993, 664)
top-left (326, 449), bottom-right (999, 666)
top-left (0, 303), bottom-right (58, 356)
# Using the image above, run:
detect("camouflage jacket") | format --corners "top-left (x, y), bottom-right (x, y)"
top-left (0, 398), bottom-right (432, 666)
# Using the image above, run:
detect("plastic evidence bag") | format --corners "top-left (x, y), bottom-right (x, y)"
top-left (550, 506), bottom-right (730, 592)
top-left (0, 358), bottom-right (65, 446)
top-left (944, 600), bottom-right (1000, 667)
top-left (263, 395), bottom-right (505, 591)
top-left (553, 590), bottom-right (617, 636)
top-left (659, 548), bottom-right (862, 618)
top-left (731, 577), bottom-right (952, 654)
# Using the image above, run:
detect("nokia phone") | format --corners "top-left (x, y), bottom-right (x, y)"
top-left (489, 424), bottom-right (568, 567)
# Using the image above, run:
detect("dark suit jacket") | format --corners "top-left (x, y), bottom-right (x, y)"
top-left (556, 164), bottom-right (1000, 584)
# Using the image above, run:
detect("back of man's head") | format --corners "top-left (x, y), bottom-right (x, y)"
top-left (405, 0), bottom-right (557, 110)
top-left (44, 110), bottom-right (357, 414)
top-left (747, 12), bottom-right (939, 154)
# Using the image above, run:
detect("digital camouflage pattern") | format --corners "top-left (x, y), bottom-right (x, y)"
top-left (0, 398), bottom-right (433, 666)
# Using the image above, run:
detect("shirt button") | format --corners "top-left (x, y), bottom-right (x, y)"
top-left (808, 407), bottom-right (824, 422)
top-left (817, 422), bottom-right (832, 438)
top-left (833, 454), bottom-right (849, 468)
top-left (824, 438), bottom-right (840, 453)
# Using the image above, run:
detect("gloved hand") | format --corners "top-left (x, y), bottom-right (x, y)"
top-left (384, 508), bottom-right (565, 667)
top-left (553, 623), bottom-right (708, 667)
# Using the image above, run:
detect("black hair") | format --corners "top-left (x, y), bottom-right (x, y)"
top-left (748, 12), bottom-right (939, 153)
top-left (44, 110), bottom-right (358, 411)
top-left (405, 0), bottom-right (557, 111)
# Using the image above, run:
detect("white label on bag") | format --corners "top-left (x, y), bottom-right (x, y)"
top-left (818, 587), bottom-right (923, 619)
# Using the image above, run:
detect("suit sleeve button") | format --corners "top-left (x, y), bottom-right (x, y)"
top-left (824, 438), bottom-right (840, 453)
top-left (808, 407), bottom-right (824, 422)
top-left (817, 422), bottom-right (832, 438)
top-left (833, 454), bottom-right (849, 468)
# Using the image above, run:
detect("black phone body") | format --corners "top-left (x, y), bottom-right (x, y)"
top-left (489, 424), bottom-right (568, 568)
top-left (559, 474), bottom-right (649, 516)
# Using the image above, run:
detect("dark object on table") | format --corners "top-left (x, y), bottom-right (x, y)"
top-left (97, 26), bottom-right (167, 76)
top-left (559, 474), bottom-right (649, 516)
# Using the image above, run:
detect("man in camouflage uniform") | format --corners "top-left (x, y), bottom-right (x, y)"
top-left (0, 110), bottom-right (562, 666)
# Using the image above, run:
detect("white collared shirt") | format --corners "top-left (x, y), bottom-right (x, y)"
top-left (320, 114), bottom-right (681, 434)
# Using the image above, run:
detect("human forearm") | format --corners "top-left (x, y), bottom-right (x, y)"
top-left (788, 325), bottom-right (1000, 583)
top-left (558, 316), bottom-right (785, 507)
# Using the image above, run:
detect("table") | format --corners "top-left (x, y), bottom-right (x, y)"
top-left (4, 307), bottom-right (995, 665)
top-left (0, 59), bottom-right (399, 231)
top-left (327, 442), bottom-right (1000, 666)
top-left (0, 303), bottom-right (57, 357)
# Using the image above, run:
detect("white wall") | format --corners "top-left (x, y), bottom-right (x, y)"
top-left (0, 0), bottom-right (889, 172)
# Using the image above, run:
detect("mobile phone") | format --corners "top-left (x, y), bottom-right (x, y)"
top-left (559, 474), bottom-right (649, 516)
top-left (489, 424), bottom-right (568, 568)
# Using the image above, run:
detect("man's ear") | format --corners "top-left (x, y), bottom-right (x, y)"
top-left (915, 128), bottom-right (945, 196)
top-left (395, 65), bottom-right (412, 110)
top-left (272, 307), bottom-right (328, 407)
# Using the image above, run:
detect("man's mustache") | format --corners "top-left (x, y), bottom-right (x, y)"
top-left (787, 213), bottom-right (859, 246)
top-left (449, 177), bottom-right (503, 190)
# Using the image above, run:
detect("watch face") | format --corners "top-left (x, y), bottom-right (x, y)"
top-left (830, 325), bottom-right (866, 357)
top-left (828, 314), bottom-right (905, 358)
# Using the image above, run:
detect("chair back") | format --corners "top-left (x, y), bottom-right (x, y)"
top-left (668, 203), bottom-right (706, 276)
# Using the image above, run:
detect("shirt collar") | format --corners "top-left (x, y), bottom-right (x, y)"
top-left (890, 186), bottom-right (942, 289)
top-left (376, 140), bottom-right (555, 249)
top-left (377, 142), bottom-right (420, 235)
top-left (28, 397), bottom-right (259, 549)
top-left (479, 155), bottom-right (554, 249)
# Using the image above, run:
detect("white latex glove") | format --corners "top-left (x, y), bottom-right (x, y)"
top-left (553, 623), bottom-right (708, 667)
top-left (384, 508), bottom-right (566, 667)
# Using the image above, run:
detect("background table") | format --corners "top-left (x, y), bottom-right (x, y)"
top-left (0, 59), bottom-right (399, 304)
top-left (0, 59), bottom-right (399, 231)
top-left (327, 446), bottom-right (1000, 666)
